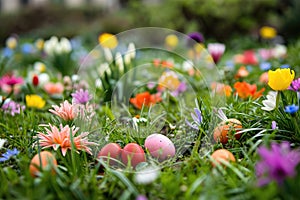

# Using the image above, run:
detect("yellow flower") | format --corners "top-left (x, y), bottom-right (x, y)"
top-left (26, 95), bottom-right (46, 109)
top-left (98, 33), bottom-right (118, 49)
top-left (165, 34), bottom-right (178, 48)
top-left (268, 68), bottom-right (295, 90)
top-left (35, 39), bottom-right (44, 51)
top-left (259, 26), bottom-right (277, 39)
top-left (6, 37), bottom-right (18, 49)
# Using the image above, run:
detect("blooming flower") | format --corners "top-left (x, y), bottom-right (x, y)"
top-left (259, 62), bottom-right (271, 71)
top-left (0, 148), bottom-right (19, 162)
top-left (44, 36), bottom-right (72, 56)
top-left (130, 92), bottom-right (162, 110)
top-left (259, 72), bottom-right (269, 84)
top-left (170, 82), bottom-right (187, 97)
top-left (241, 50), bottom-right (258, 65)
top-left (136, 195), bottom-right (148, 200)
top-left (71, 89), bottom-right (92, 104)
top-left (258, 48), bottom-right (273, 60)
top-left (187, 32), bottom-right (205, 44)
top-left (234, 82), bottom-right (265, 99)
top-left (0, 74), bottom-right (23, 86)
top-left (261, 91), bottom-right (277, 111)
top-left (26, 95), bottom-right (46, 109)
top-left (134, 166), bottom-right (160, 185)
top-left (211, 82), bottom-right (232, 97)
top-left (44, 82), bottom-right (64, 95)
top-left (186, 108), bottom-right (203, 130)
top-left (235, 66), bottom-right (249, 79)
top-left (207, 43), bottom-right (225, 64)
top-left (6, 36), bottom-right (18, 49)
top-left (256, 141), bottom-right (300, 186)
top-left (37, 124), bottom-right (97, 156)
top-left (0, 139), bottom-right (6, 149)
top-left (98, 33), bottom-right (118, 49)
top-left (49, 100), bottom-right (77, 121)
top-left (2, 100), bottom-right (25, 116)
top-left (285, 104), bottom-right (299, 114)
top-left (259, 26), bottom-right (277, 39)
top-left (271, 121), bottom-right (278, 130)
top-left (165, 34), bottom-right (178, 48)
top-left (268, 68), bottom-right (295, 91)
top-left (158, 71), bottom-right (181, 91)
top-left (289, 78), bottom-right (300, 92)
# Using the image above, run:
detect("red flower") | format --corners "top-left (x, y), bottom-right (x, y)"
top-left (32, 75), bottom-right (39, 86)
top-left (130, 92), bottom-right (162, 109)
top-left (242, 50), bottom-right (258, 65)
top-left (234, 81), bottom-right (265, 99)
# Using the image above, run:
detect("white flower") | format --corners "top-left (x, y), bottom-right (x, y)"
top-left (103, 48), bottom-right (113, 63)
top-left (38, 73), bottom-right (50, 86)
top-left (33, 62), bottom-right (46, 73)
top-left (44, 36), bottom-right (58, 55)
top-left (182, 60), bottom-right (193, 72)
top-left (272, 44), bottom-right (287, 59)
top-left (60, 37), bottom-right (72, 53)
top-left (95, 78), bottom-right (102, 89)
top-left (115, 52), bottom-right (124, 73)
top-left (128, 43), bottom-right (136, 59)
top-left (0, 139), bottom-right (6, 149)
top-left (134, 166), bottom-right (160, 185)
top-left (98, 63), bottom-right (110, 76)
top-left (261, 91), bottom-right (277, 111)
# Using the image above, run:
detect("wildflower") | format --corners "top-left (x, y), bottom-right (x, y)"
top-left (44, 82), bottom-right (64, 95)
top-left (130, 92), bottom-right (162, 110)
top-left (136, 195), bottom-right (148, 200)
top-left (2, 100), bottom-right (25, 116)
top-left (115, 52), bottom-right (124, 73)
top-left (134, 166), bottom-right (160, 185)
top-left (0, 139), bottom-right (6, 149)
top-left (280, 64), bottom-right (290, 69)
top-left (38, 73), bottom-right (50, 86)
top-left (21, 43), bottom-right (34, 54)
top-left (37, 124), bottom-right (97, 156)
top-left (170, 82), bottom-right (187, 97)
top-left (6, 36), bottom-right (18, 49)
top-left (49, 100), bottom-right (77, 121)
top-left (234, 81), bottom-right (265, 99)
top-left (0, 74), bottom-right (23, 86)
top-left (258, 48), bottom-right (273, 60)
top-left (261, 91), bottom-right (277, 111)
top-left (165, 34), bottom-right (178, 48)
top-left (187, 32), bottom-right (205, 45)
top-left (71, 89), bottom-right (92, 104)
top-left (33, 62), bottom-right (46, 73)
top-left (242, 50), bottom-right (258, 65)
top-left (0, 148), bottom-right (19, 162)
top-left (259, 72), bottom-right (268, 84)
top-left (26, 95), bottom-right (46, 109)
top-left (211, 82), bottom-right (232, 97)
top-left (158, 71), bottom-right (181, 91)
top-left (186, 108), bottom-right (202, 130)
top-left (259, 26), bottom-right (277, 39)
top-left (207, 43), bottom-right (225, 64)
top-left (124, 43), bottom-right (136, 65)
top-left (289, 78), bottom-right (300, 92)
top-left (256, 141), bottom-right (300, 186)
top-left (32, 75), bottom-right (39, 86)
top-left (285, 104), bottom-right (299, 114)
top-left (272, 44), bottom-right (287, 59)
top-left (35, 38), bottom-right (44, 51)
top-left (268, 68), bottom-right (295, 91)
top-left (235, 66), bottom-right (249, 79)
top-left (98, 33), bottom-right (118, 49)
top-left (271, 121), bottom-right (278, 130)
top-left (259, 62), bottom-right (271, 71)
top-left (44, 36), bottom-right (72, 56)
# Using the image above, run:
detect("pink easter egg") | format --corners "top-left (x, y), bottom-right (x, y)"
top-left (121, 143), bottom-right (146, 168)
top-left (144, 134), bottom-right (175, 161)
top-left (97, 143), bottom-right (122, 166)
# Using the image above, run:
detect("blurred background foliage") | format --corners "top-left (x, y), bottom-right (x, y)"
top-left (0, 0), bottom-right (300, 45)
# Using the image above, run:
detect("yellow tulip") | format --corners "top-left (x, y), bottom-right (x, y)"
top-left (165, 34), bottom-right (178, 48)
top-left (268, 68), bottom-right (295, 90)
top-left (259, 26), bottom-right (277, 39)
top-left (26, 95), bottom-right (46, 109)
top-left (98, 33), bottom-right (118, 49)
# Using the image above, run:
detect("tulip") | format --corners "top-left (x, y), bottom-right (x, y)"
top-left (268, 68), bottom-right (295, 91)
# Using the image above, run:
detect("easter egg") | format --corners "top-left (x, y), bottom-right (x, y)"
top-left (144, 133), bottom-right (176, 161)
top-left (29, 151), bottom-right (57, 177)
top-left (213, 118), bottom-right (242, 144)
top-left (121, 143), bottom-right (146, 168)
top-left (97, 143), bottom-right (122, 166)
top-left (211, 149), bottom-right (236, 167)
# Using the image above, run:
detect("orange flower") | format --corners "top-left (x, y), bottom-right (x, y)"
top-left (211, 82), bottom-right (232, 97)
top-left (235, 66), bottom-right (249, 79)
top-left (234, 81), bottom-right (265, 99)
top-left (44, 82), bottom-right (64, 95)
top-left (130, 92), bottom-right (162, 110)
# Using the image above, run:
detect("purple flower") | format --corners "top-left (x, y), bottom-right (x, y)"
top-left (207, 43), bottom-right (226, 64)
top-left (0, 148), bottom-right (19, 162)
top-left (271, 121), bottom-right (278, 130)
top-left (186, 108), bottom-right (202, 130)
top-left (288, 78), bottom-right (300, 92)
top-left (285, 104), bottom-right (299, 114)
top-left (255, 141), bottom-right (300, 186)
top-left (136, 195), bottom-right (148, 200)
top-left (187, 32), bottom-right (205, 44)
top-left (71, 89), bottom-right (92, 104)
top-left (171, 82), bottom-right (187, 97)
top-left (1, 100), bottom-right (25, 116)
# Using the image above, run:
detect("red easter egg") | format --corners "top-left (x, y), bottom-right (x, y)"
top-left (121, 143), bottom-right (146, 168)
top-left (97, 143), bottom-right (122, 166)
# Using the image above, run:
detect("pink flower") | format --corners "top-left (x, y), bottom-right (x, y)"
top-left (37, 124), bottom-right (97, 156)
top-left (207, 43), bottom-right (225, 64)
top-left (44, 82), bottom-right (64, 95)
top-left (49, 100), bottom-right (77, 121)
top-left (0, 74), bottom-right (23, 86)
